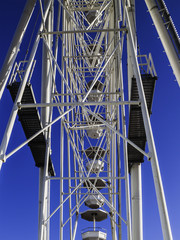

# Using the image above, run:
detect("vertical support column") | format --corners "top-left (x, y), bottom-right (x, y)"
top-left (72, 214), bottom-right (78, 240)
top-left (127, 0), bottom-right (137, 100)
top-left (38, 1), bottom-right (53, 239)
top-left (60, 120), bottom-right (64, 240)
top-left (108, 6), bottom-right (117, 240)
top-left (127, 2), bottom-right (143, 240)
top-left (120, 83), bottom-right (132, 240)
top-left (67, 15), bottom-right (73, 240)
top-left (60, 5), bottom-right (65, 239)
top-left (0, 0), bottom-right (36, 99)
top-left (131, 164), bottom-right (143, 240)
top-left (126, 6), bottom-right (173, 240)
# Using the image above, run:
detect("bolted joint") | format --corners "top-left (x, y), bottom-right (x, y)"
top-left (17, 102), bottom-right (21, 110)
top-left (148, 152), bottom-right (152, 161)
top-left (138, 98), bottom-right (142, 107)
top-left (0, 154), bottom-right (6, 163)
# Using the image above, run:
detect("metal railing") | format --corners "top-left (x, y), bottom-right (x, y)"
top-left (81, 227), bottom-right (107, 234)
top-left (138, 53), bottom-right (157, 77)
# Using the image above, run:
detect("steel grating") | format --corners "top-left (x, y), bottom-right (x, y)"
top-left (128, 74), bottom-right (157, 167)
top-left (7, 82), bottom-right (55, 176)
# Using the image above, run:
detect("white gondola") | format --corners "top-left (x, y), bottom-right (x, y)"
top-left (87, 127), bottom-right (103, 139)
top-left (86, 45), bottom-right (103, 68)
top-left (85, 194), bottom-right (105, 209)
top-left (81, 209), bottom-right (107, 240)
top-left (81, 209), bottom-right (108, 222)
top-left (83, 178), bottom-right (106, 191)
top-left (86, 159), bottom-right (104, 173)
top-left (86, 114), bottom-right (104, 139)
top-left (0, 0), bottom-right (177, 239)
top-left (85, 147), bottom-right (105, 173)
top-left (82, 229), bottom-right (107, 240)
top-left (85, 10), bottom-right (102, 26)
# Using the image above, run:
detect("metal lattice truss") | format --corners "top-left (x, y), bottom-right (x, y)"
top-left (0, 0), bottom-right (175, 239)
top-left (50, 0), bottom-right (129, 235)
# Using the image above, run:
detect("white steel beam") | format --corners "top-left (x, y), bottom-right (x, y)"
top-left (39, 0), bottom-right (53, 239)
top-left (0, 35), bottom-right (40, 168)
top-left (126, 6), bottom-right (173, 240)
top-left (17, 100), bottom-right (141, 108)
top-left (119, 64), bottom-right (132, 240)
top-left (0, 0), bottom-right (53, 171)
top-left (144, 0), bottom-right (180, 86)
top-left (127, 2), bottom-right (142, 240)
top-left (59, 5), bottom-right (66, 239)
top-left (3, 107), bottom-right (75, 163)
top-left (40, 28), bottom-right (127, 35)
top-left (0, 0), bottom-right (37, 100)
top-left (131, 164), bottom-right (143, 240)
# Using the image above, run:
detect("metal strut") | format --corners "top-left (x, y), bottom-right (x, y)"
top-left (144, 0), bottom-right (180, 86)
top-left (0, 0), bottom-right (179, 239)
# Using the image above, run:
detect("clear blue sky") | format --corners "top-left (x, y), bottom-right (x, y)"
top-left (0, 0), bottom-right (180, 239)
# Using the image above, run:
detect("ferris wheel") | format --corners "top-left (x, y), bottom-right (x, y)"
top-left (0, 0), bottom-right (179, 239)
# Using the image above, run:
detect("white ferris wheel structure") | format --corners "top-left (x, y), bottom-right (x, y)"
top-left (0, 0), bottom-right (180, 240)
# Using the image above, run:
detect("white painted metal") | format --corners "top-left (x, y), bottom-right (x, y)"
top-left (0, 0), bottom-right (36, 100)
top-left (116, 9), bottom-right (132, 238)
top-left (0, 36), bottom-right (41, 164)
top-left (0, 0), bottom-right (178, 239)
top-left (126, 6), bottom-right (173, 239)
top-left (131, 164), bottom-right (143, 240)
top-left (144, 0), bottom-right (180, 86)
top-left (0, 0), bottom-right (53, 170)
top-left (39, 1), bottom-right (53, 239)
top-left (127, 2), bottom-right (143, 240)
top-left (82, 230), bottom-right (107, 240)
top-left (17, 100), bottom-right (141, 108)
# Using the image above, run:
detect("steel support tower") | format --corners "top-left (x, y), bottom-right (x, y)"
top-left (0, 0), bottom-right (179, 239)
